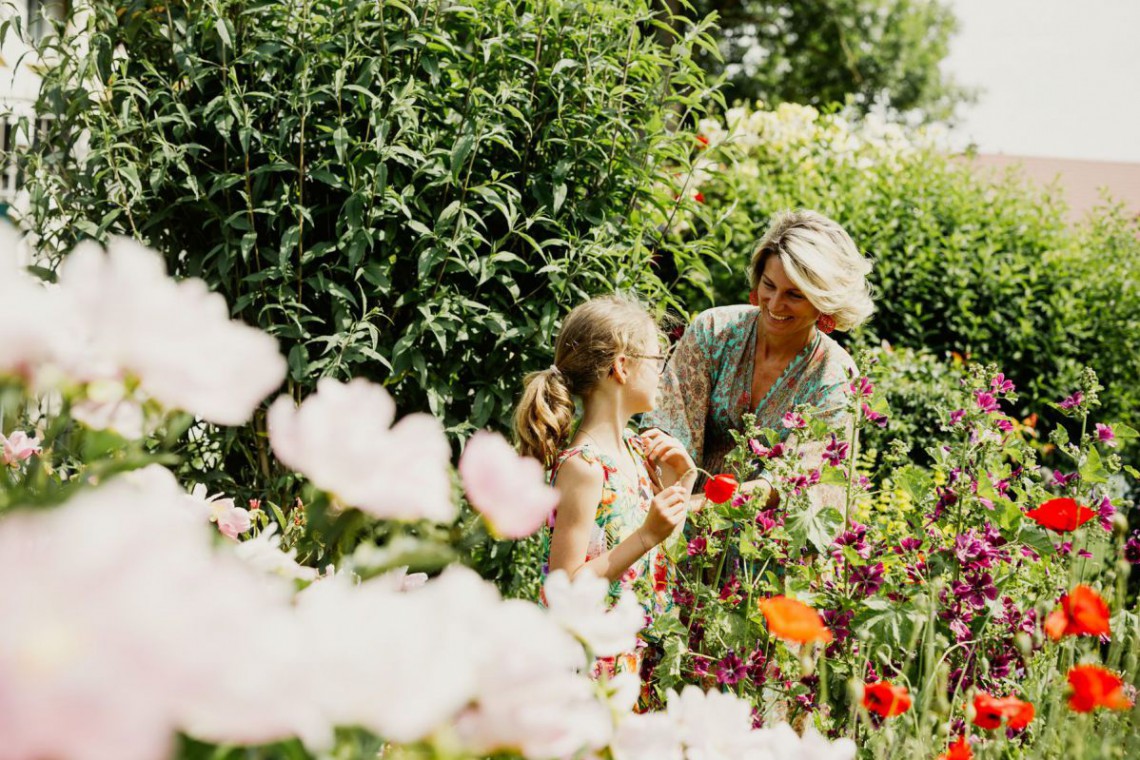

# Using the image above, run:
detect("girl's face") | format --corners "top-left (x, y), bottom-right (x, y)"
top-left (755, 255), bottom-right (821, 339)
top-left (622, 328), bottom-right (667, 414)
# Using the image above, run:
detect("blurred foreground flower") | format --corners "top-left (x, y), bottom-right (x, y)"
top-left (542, 570), bottom-right (643, 657)
top-left (1067, 665), bottom-right (1133, 712)
top-left (268, 378), bottom-right (454, 522)
top-left (758, 596), bottom-right (833, 644)
top-left (460, 430), bottom-right (559, 538)
top-left (1044, 585), bottom-right (1111, 640)
top-left (862, 681), bottom-right (912, 717)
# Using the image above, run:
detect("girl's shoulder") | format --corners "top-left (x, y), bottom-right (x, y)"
top-left (551, 443), bottom-right (617, 479)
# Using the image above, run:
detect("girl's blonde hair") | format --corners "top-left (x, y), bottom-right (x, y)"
top-left (513, 294), bottom-right (659, 468)
top-left (749, 209), bottom-right (875, 331)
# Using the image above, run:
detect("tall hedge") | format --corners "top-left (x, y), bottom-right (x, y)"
top-left (22, 0), bottom-right (721, 491)
top-left (666, 104), bottom-right (1140, 435)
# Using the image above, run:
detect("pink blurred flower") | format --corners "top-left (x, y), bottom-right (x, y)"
top-left (1096, 423), bottom-right (1116, 447)
top-left (1, 430), bottom-right (40, 466)
top-left (781, 412), bottom-right (807, 429)
top-left (459, 431), bottom-right (559, 538)
top-left (268, 378), bottom-right (454, 523)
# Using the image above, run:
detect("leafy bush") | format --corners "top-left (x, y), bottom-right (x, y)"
top-left (20, 0), bottom-right (721, 495)
top-left (662, 103), bottom-right (1140, 444)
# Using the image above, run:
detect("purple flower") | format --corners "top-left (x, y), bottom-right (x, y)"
top-left (949, 409), bottom-right (966, 426)
top-left (898, 537), bottom-right (923, 553)
top-left (719, 575), bottom-right (741, 603)
top-left (1098, 496), bottom-right (1116, 532)
top-left (1078, 549), bottom-right (1093, 559)
top-left (991, 373), bottom-right (1015, 395)
top-left (1059, 391), bottom-right (1084, 411)
top-left (755, 509), bottom-right (779, 532)
top-left (834, 522), bottom-right (871, 559)
top-left (1056, 541), bottom-right (1073, 556)
top-left (672, 586), bottom-right (695, 606)
top-left (951, 570), bottom-right (998, 610)
top-left (823, 434), bottom-right (849, 466)
top-left (1052, 470), bottom-right (1079, 488)
top-left (746, 647), bottom-right (768, 683)
top-left (687, 536), bottom-right (708, 556)
top-left (750, 439), bottom-right (786, 459)
top-left (850, 562), bottom-right (885, 597)
top-left (781, 412), bottom-right (807, 430)
top-left (1096, 423), bottom-right (1117, 447)
top-left (850, 376), bottom-right (874, 398)
top-left (954, 529), bottom-right (1001, 569)
top-left (716, 652), bottom-right (747, 686)
top-left (996, 418), bottom-right (1014, 433)
top-left (1124, 532), bottom-right (1140, 563)
top-left (1020, 546), bottom-right (1040, 561)
top-left (949, 618), bottom-right (971, 643)
top-left (691, 658), bottom-right (710, 678)
top-left (975, 391), bottom-right (999, 414)
top-left (784, 469), bottom-right (821, 496)
top-left (862, 404), bottom-right (888, 428)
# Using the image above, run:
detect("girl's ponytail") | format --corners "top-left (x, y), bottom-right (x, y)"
top-left (513, 366), bottom-right (576, 468)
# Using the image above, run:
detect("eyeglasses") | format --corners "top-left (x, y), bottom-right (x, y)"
top-left (627, 352), bottom-right (670, 374)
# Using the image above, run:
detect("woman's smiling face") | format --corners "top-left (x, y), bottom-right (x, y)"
top-left (755, 255), bottom-right (820, 338)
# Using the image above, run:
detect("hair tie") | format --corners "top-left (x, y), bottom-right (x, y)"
top-left (549, 364), bottom-right (562, 376)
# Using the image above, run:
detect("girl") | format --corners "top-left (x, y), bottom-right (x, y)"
top-left (513, 295), bottom-right (696, 678)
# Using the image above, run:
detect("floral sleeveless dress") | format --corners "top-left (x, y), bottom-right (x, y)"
top-left (543, 429), bottom-right (675, 680)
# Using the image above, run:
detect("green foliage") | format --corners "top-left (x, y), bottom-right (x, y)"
top-left (22, 0), bottom-right (721, 494)
top-left (689, 0), bottom-right (972, 121)
top-left (666, 104), bottom-right (1140, 446)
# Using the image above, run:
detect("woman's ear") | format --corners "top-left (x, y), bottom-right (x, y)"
top-left (611, 354), bottom-right (629, 384)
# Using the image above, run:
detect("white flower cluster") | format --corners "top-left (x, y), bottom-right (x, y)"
top-left (0, 227), bottom-right (286, 438)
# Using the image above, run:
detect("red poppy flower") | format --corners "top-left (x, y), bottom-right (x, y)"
top-left (1025, 497), bottom-right (1095, 532)
top-left (704, 473), bottom-right (738, 504)
top-left (693, 192), bottom-right (706, 203)
top-left (758, 596), bottom-right (833, 643)
top-left (937, 736), bottom-right (972, 760)
top-left (1068, 665), bottom-right (1133, 712)
top-left (862, 681), bottom-right (911, 717)
top-left (972, 692), bottom-right (1035, 730)
top-left (1044, 584), bottom-right (1111, 641)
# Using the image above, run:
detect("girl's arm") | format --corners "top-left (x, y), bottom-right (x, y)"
top-left (549, 455), bottom-right (687, 584)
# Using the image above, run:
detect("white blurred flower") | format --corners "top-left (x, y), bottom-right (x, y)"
top-left (610, 712), bottom-right (683, 760)
top-left (268, 378), bottom-right (454, 522)
top-left (56, 237), bottom-right (286, 431)
top-left (0, 473), bottom-right (319, 759)
top-left (542, 569), bottom-right (643, 657)
top-left (667, 686), bottom-right (768, 760)
top-left (455, 598), bottom-right (609, 760)
top-left (232, 524), bottom-right (319, 582)
top-left (459, 430), bottom-right (558, 538)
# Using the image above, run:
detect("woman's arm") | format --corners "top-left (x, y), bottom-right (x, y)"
top-left (549, 455), bottom-right (687, 584)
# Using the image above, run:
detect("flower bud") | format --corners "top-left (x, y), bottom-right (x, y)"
top-left (1112, 512), bottom-right (1130, 538)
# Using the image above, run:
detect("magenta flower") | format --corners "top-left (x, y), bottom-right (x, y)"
top-left (749, 440), bottom-right (786, 459)
top-left (1096, 423), bottom-right (1116, 447)
top-left (781, 412), bottom-right (806, 430)
top-left (1124, 532), bottom-right (1140, 563)
top-left (1098, 496), bottom-right (1116, 532)
top-left (990, 373), bottom-right (1015, 395)
top-left (1, 430), bottom-right (41, 467)
top-left (862, 404), bottom-right (888, 428)
top-left (849, 376), bottom-right (874, 398)
top-left (948, 409), bottom-right (966, 426)
top-left (1059, 391), bottom-right (1084, 411)
top-left (995, 418), bottom-right (1013, 433)
top-left (974, 391), bottom-right (999, 414)
top-left (715, 651), bottom-right (747, 685)
top-left (850, 562), bottom-right (885, 597)
top-left (687, 536), bottom-right (708, 556)
top-left (822, 434), bottom-right (849, 466)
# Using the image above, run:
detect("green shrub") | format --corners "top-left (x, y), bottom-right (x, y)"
top-left (663, 104), bottom-right (1140, 442)
top-left (21, 0), bottom-right (721, 495)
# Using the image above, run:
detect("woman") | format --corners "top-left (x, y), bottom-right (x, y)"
top-left (642, 210), bottom-right (874, 492)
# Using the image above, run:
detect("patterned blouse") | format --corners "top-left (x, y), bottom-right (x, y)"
top-left (544, 429), bottom-right (674, 678)
top-left (643, 305), bottom-right (856, 476)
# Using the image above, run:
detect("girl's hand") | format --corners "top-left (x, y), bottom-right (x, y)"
top-left (638, 483), bottom-right (688, 547)
top-left (641, 428), bottom-right (696, 479)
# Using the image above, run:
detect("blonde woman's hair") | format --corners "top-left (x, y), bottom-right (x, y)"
top-left (513, 294), bottom-right (659, 468)
top-left (749, 210), bottom-right (875, 331)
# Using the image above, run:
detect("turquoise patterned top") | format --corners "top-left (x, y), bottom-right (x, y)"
top-left (643, 305), bottom-right (856, 475)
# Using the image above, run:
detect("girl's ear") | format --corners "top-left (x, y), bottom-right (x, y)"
top-left (611, 354), bottom-right (629, 384)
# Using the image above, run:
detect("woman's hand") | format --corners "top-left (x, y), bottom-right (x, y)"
top-left (641, 428), bottom-right (696, 483)
top-left (637, 483), bottom-right (688, 547)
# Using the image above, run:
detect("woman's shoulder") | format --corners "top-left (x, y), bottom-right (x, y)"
top-left (687, 304), bottom-right (758, 340)
top-left (814, 332), bottom-right (858, 382)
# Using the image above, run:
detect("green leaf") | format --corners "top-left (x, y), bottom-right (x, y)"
top-left (1081, 445), bottom-right (1109, 484)
top-left (785, 501), bottom-right (843, 555)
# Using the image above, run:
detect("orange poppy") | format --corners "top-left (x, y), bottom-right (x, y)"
top-left (1068, 665), bottom-right (1133, 712)
top-left (757, 596), bottom-right (833, 643)
top-left (1044, 585), bottom-right (1111, 641)
top-left (972, 692), bottom-right (1035, 730)
top-left (1025, 497), bottom-right (1095, 532)
top-left (862, 681), bottom-right (911, 717)
top-left (937, 736), bottom-right (972, 760)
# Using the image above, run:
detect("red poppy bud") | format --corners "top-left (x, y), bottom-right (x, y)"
top-left (704, 474), bottom-right (738, 504)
